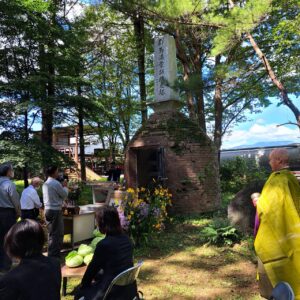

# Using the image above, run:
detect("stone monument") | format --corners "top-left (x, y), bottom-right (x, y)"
top-left (153, 35), bottom-right (180, 110)
top-left (124, 35), bottom-right (220, 214)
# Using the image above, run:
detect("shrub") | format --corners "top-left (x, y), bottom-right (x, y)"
top-left (200, 218), bottom-right (242, 246)
top-left (220, 157), bottom-right (268, 194)
top-left (115, 185), bottom-right (172, 245)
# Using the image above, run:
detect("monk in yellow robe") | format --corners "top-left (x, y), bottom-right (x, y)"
top-left (255, 149), bottom-right (300, 299)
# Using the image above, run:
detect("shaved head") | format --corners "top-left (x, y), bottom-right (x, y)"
top-left (31, 177), bottom-right (42, 187)
top-left (269, 149), bottom-right (289, 171)
top-left (269, 149), bottom-right (289, 163)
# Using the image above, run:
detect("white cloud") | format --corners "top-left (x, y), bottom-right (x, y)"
top-left (61, 2), bottom-right (87, 21)
top-left (222, 123), bottom-right (300, 149)
top-left (255, 118), bottom-right (265, 124)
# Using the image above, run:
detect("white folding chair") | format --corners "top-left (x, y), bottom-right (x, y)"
top-left (102, 261), bottom-right (143, 300)
top-left (78, 261), bottom-right (143, 300)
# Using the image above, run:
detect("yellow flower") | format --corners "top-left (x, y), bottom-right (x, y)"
top-left (127, 188), bottom-right (134, 194)
top-left (127, 215), bottom-right (132, 220)
top-left (130, 211), bottom-right (134, 216)
top-left (141, 187), bottom-right (146, 192)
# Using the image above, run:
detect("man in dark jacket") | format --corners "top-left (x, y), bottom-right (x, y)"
top-left (0, 163), bottom-right (20, 272)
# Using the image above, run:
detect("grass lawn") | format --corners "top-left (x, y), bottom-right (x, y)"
top-left (62, 214), bottom-right (261, 300)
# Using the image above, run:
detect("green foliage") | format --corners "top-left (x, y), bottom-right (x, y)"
top-left (1, 0), bottom-right (299, 183)
top-left (0, 138), bottom-right (73, 176)
top-left (209, 0), bottom-right (272, 56)
top-left (201, 218), bottom-right (242, 246)
top-left (150, 0), bottom-right (200, 17)
top-left (220, 157), bottom-right (268, 194)
top-left (18, 0), bottom-right (50, 12)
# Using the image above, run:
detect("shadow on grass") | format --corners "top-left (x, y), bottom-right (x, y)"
top-left (134, 212), bottom-right (259, 299)
top-left (134, 211), bottom-right (253, 260)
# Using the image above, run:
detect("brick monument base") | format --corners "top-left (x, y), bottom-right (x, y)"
top-left (124, 109), bottom-right (220, 214)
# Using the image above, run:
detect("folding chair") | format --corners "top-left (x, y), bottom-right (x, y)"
top-left (102, 261), bottom-right (143, 300)
top-left (78, 261), bottom-right (143, 300)
top-left (269, 282), bottom-right (295, 300)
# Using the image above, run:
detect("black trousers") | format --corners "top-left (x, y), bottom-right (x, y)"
top-left (21, 209), bottom-right (39, 220)
top-left (0, 208), bottom-right (16, 271)
top-left (74, 281), bottom-right (105, 300)
top-left (45, 209), bottom-right (64, 258)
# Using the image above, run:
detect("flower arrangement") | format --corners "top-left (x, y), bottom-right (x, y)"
top-left (116, 185), bottom-right (172, 245)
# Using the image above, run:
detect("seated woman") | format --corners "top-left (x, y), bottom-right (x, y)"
top-left (0, 219), bottom-right (61, 300)
top-left (75, 205), bottom-right (138, 300)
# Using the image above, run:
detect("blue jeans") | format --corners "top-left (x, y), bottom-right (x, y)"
top-left (0, 208), bottom-right (16, 271)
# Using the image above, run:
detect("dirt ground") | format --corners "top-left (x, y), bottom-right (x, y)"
top-left (137, 245), bottom-right (260, 299)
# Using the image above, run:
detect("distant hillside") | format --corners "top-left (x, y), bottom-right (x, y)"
top-left (230, 141), bottom-right (295, 150)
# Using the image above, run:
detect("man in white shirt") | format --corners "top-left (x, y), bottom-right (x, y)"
top-left (20, 177), bottom-right (42, 220)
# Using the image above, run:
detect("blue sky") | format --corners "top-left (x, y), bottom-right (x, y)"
top-left (222, 97), bottom-right (300, 149)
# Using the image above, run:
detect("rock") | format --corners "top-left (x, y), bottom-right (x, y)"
top-left (228, 180), bottom-right (265, 234)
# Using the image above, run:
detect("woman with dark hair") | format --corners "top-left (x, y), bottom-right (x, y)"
top-left (0, 219), bottom-right (61, 300)
top-left (75, 205), bottom-right (137, 300)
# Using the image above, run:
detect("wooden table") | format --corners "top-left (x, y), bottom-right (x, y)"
top-left (61, 265), bottom-right (87, 296)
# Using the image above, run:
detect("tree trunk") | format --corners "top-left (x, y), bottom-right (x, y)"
top-left (40, 43), bottom-right (53, 147)
top-left (41, 1), bottom-right (59, 148)
top-left (133, 13), bottom-right (147, 125)
top-left (23, 107), bottom-right (29, 188)
top-left (97, 124), bottom-right (108, 174)
top-left (196, 73), bottom-right (206, 133)
top-left (247, 33), bottom-right (300, 125)
top-left (77, 90), bottom-right (86, 182)
top-left (174, 29), bottom-right (196, 119)
top-left (44, 59), bottom-right (55, 146)
top-left (213, 55), bottom-right (223, 162)
top-left (192, 37), bottom-right (206, 132)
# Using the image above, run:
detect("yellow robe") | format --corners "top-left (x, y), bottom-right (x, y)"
top-left (255, 169), bottom-right (300, 299)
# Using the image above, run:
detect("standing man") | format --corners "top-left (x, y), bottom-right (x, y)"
top-left (20, 177), bottom-right (42, 220)
top-left (0, 163), bottom-right (20, 272)
top-left (255, 149), bottom-right (300, 298)
top-left (43, 166), bottom-right (68, 258)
